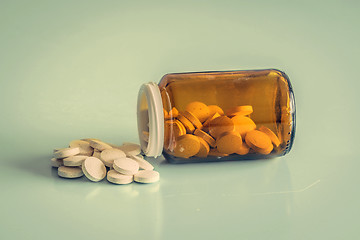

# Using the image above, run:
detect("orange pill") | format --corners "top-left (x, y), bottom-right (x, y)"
top-left (231, 115), bottom-right (256, 138)
top-left (208, 105), bottom-right (224, 116)
top-left (178, 114), bottom-right (195, 133)
top-left (208, 148), bottom-right (229, 157)
top-left (168, 107), bottom-right (179, 119)
top-left (183, 111), bottom-right (203, 129)
top-left (176, 120), bottom-right (187, 135)
top-left (226, 105), bottom-right (253, 117)
top-left (245, 130), bottom-right (272, 151)
top-left (163, 108), bottom-right (169, 119)
top-left (185, 101), bottom-right (210, 123)
top-left (208, 116), bottom-right (235, 139)
top-left (164, 120), bottom-right (186, 150)
top-left (194, 129), bottom-right (216, 148)
top-left (216, 131), bottom-right (243, 154)
top-left (173, 134), bottom-right (201, 158)
top-left (258, 126), bottom-right (281, 147)
top-left (203, 112), bottom-right (221, 129)
top-left (235, 142), bottom-right (250, 155)
top-left (195, 136), bottom-right (210, 158)
top-left (257, 144), bottom-right (273, 155)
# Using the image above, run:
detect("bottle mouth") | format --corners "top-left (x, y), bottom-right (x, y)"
top-left (137, 82), bottom-right (164, 157)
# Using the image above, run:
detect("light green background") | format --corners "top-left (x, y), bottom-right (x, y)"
top-left (1, 0), bottom-right (359, 239)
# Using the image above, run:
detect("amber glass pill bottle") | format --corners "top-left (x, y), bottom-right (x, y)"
top-left (137, 69), bottom-right (295, 163)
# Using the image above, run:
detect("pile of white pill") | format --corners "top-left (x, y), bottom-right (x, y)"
top-left (51, 138), bottom-right (159, 184)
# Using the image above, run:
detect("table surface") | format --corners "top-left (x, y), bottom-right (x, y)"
top-left (1, 1), bottom-right (359, 239)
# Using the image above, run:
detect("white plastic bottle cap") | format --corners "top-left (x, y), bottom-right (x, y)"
top-left (137, 82), bottom-right (164, 157)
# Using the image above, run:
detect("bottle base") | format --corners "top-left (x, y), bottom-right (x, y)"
top-left (162, 151), bottom-right (281, 164)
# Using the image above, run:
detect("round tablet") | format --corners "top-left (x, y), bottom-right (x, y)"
top-left (182, 111), bottom-right (203, 129)
top-left (134, 170), bottom-right (160, 183)
top-left (208, 116), bottom-right (234, 139)
top-left (100, 148), bottom-right (126, 167)
top-left (58, 166), bottom-right (83, 178)
top-left (128, 155), bottom-right (154, 170)
top-left (53, 147), bottom-right (80, 159)
top-left (208, 105), bottom-right (224, 116)
top-left (231, 116), bottom-right (256, 138)
top-left (63, 155), bottom-right (88, 167)
top-left (258, 126), bottom-right (281, 147)
top-left (177, 114), bottom-right (195, 133)
top-left (203, 112), bottom-right (221, 129)
top-left (173, 134), bottom-right (201, 158)
top-left (69, 140), bottom-right (93, 156)
top-left (92, 150), bottom-right (101, 159)
top-left (168, 107), bottom-right (179, 118)
top-left (164, 120), bottom-right (186, 150)
top-left (226, 105), bottom-right (253, 117)
top-left (235, 143), bottom-right (250, 155)
top-left (51, 158), bottom-right (63, 167)
top-left (195, 137), bottom-right (210, 158)
top-left (82, 157), bottom-right (107, 182)
top-left (257, 144), bottom-right (274, 154)
top-left (117, 143), bottom-right (141, 156)
top-left (185, 101), bottom-right (210, 122)
top-left (245, 130), bottom-right (272, 151)
top-left (113, 158), bottom-right (139, 175)
top-left (163, 108), bottom-right (169, 119)
top-left (89, 139), bottom-right (112, 151)
top-left (194, 129), bottom-right (216, 147)
top-left (53, 148), bottom-right (66, 153)
top-left (216, 131), bottom-right (243, 154)
top-left (208, 149), bottom-right (229, 157)
top-left (107, 170), bottom-right (133, 185)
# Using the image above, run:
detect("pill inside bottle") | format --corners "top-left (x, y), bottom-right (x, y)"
top-left (137, 69), bottom-right (295, 163)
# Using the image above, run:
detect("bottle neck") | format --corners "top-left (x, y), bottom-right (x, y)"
top-left (137, 82), bottom-right (164, 157)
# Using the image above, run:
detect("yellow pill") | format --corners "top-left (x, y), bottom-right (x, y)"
top-left (208, 116), bottom-right (234, 139)
top-left (183, 110), bottom-right (203, 129)
top-left (231, 115), bottom-right (256, 138)
top-left (173, 134), bottom-right (201, 158)
top-left (194, 129), bottom-right (216, 148)
top-left (185, 101), bottom-right (210, 123)
top-left (235, 142), bottom-right (250, 155)
top-left (245, 130), bottom-right (272, 151)
top-left (178, 113), bottom-right (195, 133)
top-left (226, 105), bottom-right (253, 117)
top-left (168, 107), bottom-right (179, 119)
top-left (216, 131), bottom-right (243, 154)
top-left (258, 126), bottom-right (281, 147)
top-left (195, 136), bottom-right (210, 158)
top-left (208, 105), bottom-right (224, 116)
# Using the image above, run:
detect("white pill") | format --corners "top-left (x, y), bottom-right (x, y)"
top-left (69, 140), bottom-right (93, 156)
top-left (58, 166), bottom-right (84, 178)
top-left (92, 149), bottom-right (101, 159)
top-left (53, 148), bottom-right (66, 153)
top-left (63, 155), bottom-right (88, 167)
top-left (53, 147), bottom-right (80, 159)
top-left (89, 139), bottom-right (112, 151)
top-left (100, 148), bottom-right (126, 167)
top-left (81, 138), bottom-right (99, 142)
top-left (82, 157), bottom-right (106, 182)
top-left (107, 170), bottom-right (133, 185)
top-left (113, 158), bottom-right (139, 175)
top-left (128, 155), bottom-right (154, 170)
top-left (134, 170), bottom-right (160, 183)
top-left (51, 158), bottom-right (63, 168)
top-left (117, 142), bottom-right (141, 156)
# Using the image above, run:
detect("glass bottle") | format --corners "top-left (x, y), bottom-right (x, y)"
top-left (137, 69), bottom-right (295, 163)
